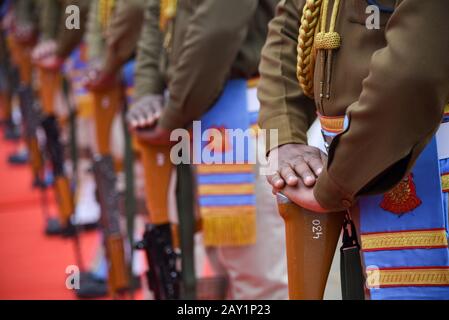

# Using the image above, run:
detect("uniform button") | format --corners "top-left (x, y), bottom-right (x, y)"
top-left (341, 199), bottom-right (352, 208)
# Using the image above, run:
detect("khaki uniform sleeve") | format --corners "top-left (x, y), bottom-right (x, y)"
top-left (38, 0), bottom-right (61, 41)
top-left (134, 0), bottom-right (165, 98)
top-left (55, 0), bottom-right (90, 58)
top-left (258, 0), bottom-right (316, 150)
top-left (159, 0), bottom-right (259, 130)
top-left (314, 0), bottom-right (449, 211)
top-left (15, 0), bottom-right (38, 26)
top-left (102, 0), bottom-right (145, 75)
top-left (85, 0), bottom-right (105, 61)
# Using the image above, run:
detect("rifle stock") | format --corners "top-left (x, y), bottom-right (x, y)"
top-left (17, 85), bottom-right (44, 182)
top-left (28, 138), bottom-right (43, 177)
top-left (8, 38), bottom-right (32, 86)
top-left (277, 193), bottom-right (344, 300)
top-left (54, 176), bottom-right (74, 225)
top-left (106, 234), bottom-right (130, 294)
top-left (0, 91), bottom-right (12, 120)
top-left (38, 69), bottom-right (62, 115)
top-left (41, 115), bottom-right (75, 227)
top-left (135, 141), bottom-right (180, 299)
top-left (93, 155), bottom-right (130, 296)
top-left (138, 143), bottom-right (172, 225)
top-left (93, 88), bottom-right (121, 156)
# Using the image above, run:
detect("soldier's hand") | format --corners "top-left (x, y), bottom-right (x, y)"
top-left (14, 23), bottom-right (36, 44)
top-left (81, 64), bottom-right (118, 92)
top-left (84, 70), bottom-right (117, 92)
top-left (35, 54), bottom-right (64, 71)
top-left (126, 94), bottom-right (164, 129)
top-left (276, 180), bottom-right (329, 213)
top-left (267, 143), bottom-right (327, 190)
top-left (32, 40), bottom-right (57, 64)
top-left (134, 124), bottom-right (172, 146)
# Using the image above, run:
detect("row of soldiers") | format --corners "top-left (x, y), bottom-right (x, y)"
top-left (2, 0), bottom-right (449, 301)
top-left (0, 0), bottom-right (290, 300)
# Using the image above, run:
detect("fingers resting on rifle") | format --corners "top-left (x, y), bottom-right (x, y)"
top-left (293, 161), bottom-right (316, 187)
top-left (279, 165), bottom-right (299, 186)
top-left (303, 152), bottom-right (324, 177)
top-left (267, 171), bottom-right (285, 189)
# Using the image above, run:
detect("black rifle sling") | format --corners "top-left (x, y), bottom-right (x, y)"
top-left (176, 163), bottom-right (197, 300)
top-left (340, 213), bottom-right (365, 300)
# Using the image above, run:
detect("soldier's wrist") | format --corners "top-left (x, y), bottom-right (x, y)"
top-left (314, 169), bottom-right (355, 212)
top-left (158, 106), bottom-right (187, 131)
top-left (259, 114), bottom-right (309, 155)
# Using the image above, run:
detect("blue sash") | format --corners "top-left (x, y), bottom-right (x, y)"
top-left (193, 79), bottom-right (258, 247)
top-left (63, 45), bottom-right (93, 117)
top-left (359, 138), bottom-right (449, 300)
top-left (122, 60), bottom-right (135, 105)
top-left (320, 115), bottom-right (449, 300)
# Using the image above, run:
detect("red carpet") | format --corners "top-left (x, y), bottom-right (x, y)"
top-left (0, 133), bottom-right (102, 300)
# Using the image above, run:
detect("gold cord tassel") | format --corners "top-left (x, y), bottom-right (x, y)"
top-left (297, 0), bottom-right (341, 99)
top-left (297, 0), bottom-right (322, 99)
top-left (160, 0), bottom-right (178, 32)
top-left (99, 0), bottom-right (116, 31)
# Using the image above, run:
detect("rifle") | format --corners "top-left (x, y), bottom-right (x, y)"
top-left (17, 85), bottom-right (44, 186)
top-left (121, 100), bottom-right (137, 299)
top-left (135, 223), bottom-right (180, 300)
top-left (8, 37), bottom-right (33, 86)
top-left (62, 77), bottom-right (79, 184)
top-left (134, 140), bottom-right (181, 299)
top-left (37, 68), bottom-right (77, 235)
top-left (91, 87), bottom-right (130, 297)
top-left (92, 88), bottom-right (121, 156)
top-left (38, 69), bottom-right (62, 115)
top-left (276, 193), bottom-right (344, 300)
top-left (93, 155), bottom-right (130, 297)
top-left (41, 114), bottom-right (75, 234)
top-left (16, 83), bottom-right (61, 233)
top-left (9, 38), bottom-right (39, 174)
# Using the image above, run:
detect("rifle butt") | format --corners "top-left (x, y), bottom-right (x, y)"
top-left (277, 194), bottom-right (344, 300)
top-left (139, 144), bottom-right (172, 225)
top-left (38, 69), bottom-right (61, 115)
top-left (106, 234), bottom-right (130, 295)
top-left (12, 40), bottom-right (32, 85)
top-left (0, 93), bottom-right (12, 119)
top-left (27, 138), bottom-right (43, 177)
top-left (93, 87), bottom-right (121, 156)
top-left (54, 176), bottom-right (74, 226)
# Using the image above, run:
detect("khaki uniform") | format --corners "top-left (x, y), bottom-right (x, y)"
top-left (38, 0), bottom-right (90, 58)
top-left (86, 0), bottom-right (145, 70)
top-left (135, 0), bottom-right (289, 299)
top-left (85, 0), bottom-right (145, 158)
top-left (83, 0), bottom-right (146, 280)
top-left (258, 0), bottom-right (449, 212)
top-left (13, 0), bottom-right (38, 30)
top-left (135, 0), bottom-right (279, 129)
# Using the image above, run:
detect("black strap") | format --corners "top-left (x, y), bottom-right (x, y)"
top-left (176, 163), bottom-right (197, 299)
top-left (340, 213), bottom-right (365, 300)
top-left (122, 101), bottom-right (137, 299)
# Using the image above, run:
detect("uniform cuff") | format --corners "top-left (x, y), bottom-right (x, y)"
top-left (159, 106), bottom-right (187, 130)
top-left (134, 80), bottom-right (166, 100)
top-left (259, 114), bottom-right (309, 154)
top-left (314, 169), bottom-right (355, 212)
